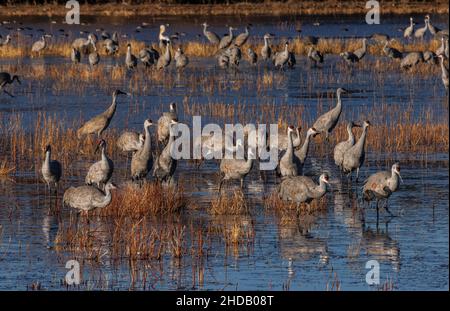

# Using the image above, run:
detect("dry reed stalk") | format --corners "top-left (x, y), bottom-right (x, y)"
top-left (210, 190), bottom-right (248, 215)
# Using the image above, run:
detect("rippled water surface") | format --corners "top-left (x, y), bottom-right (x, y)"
top-left (0, 14), bottom-right (448, 290)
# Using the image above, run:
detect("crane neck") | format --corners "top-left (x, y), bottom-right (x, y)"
top-left (285, 130), bottom-right (294, 159)
top-left (307, 178), bottom-right (327, 199)
top-left (142, 125), bottom-right (152, 155)
top-left (346, 125), bottom-right (355, 144)
top-left (297, 131), bottom-right (313, 163)
top-left (354, 125), bottom-right (369, 151)
top-left (105, 95), bottom-right (118, 119)
top-left (44, 150), bottom-right (51, 166)
top-left (264, 37), bottom-right (268, 47)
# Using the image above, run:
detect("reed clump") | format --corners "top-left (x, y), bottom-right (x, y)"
top-left (0, 158), bottom-right (15, 177)
top-left (210, 190), bottom-right (248, 215)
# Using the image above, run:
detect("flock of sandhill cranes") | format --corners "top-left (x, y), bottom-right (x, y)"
top-left (1, 15), bottom-right (447, 222)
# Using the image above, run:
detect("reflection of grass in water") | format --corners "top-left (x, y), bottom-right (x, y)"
top-left (264, 191), bottom-right (328, 214)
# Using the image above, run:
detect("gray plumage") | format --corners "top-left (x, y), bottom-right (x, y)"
top-left (125, 43), bottom-right (138, 69)
top-left (403, 17), bottom-right (415, 39)
top-left (77, 90), bottom-right (129, 138)
top-left (103, 32), bottom-right (119, 55)
top-left (226, 44), bottom-right (241, 67)
top-left (342, 120), bottom-right (370, 181)
top-left (423, 50), bottom-right (437, 64)
top-left (426, 15), bottom-right (441, 36)
top-left (88, 44), bottom-right (100, 67)
top-left (247, 48), bottom-right (257, 65)
top-left (218, 148), bottom-right (254, 192)
top-left (278, 173), bottom-right (329, 206)
top-left (261, 34), bottom-right (272, 61)
top-left (72, 34), bottom-right (95, 55)
top-left (277, 126), bottom-right (301, 151)
top-left (153, 120), bottom-right (178, 183)
top-left (273, 42), bottom-right (290, 68)
top-left (353, 38), bottom-right (368, 60)
top-left (383, 39), bottom-right (402, 60)
top-left (400, 51), bottom-right (424, 69)
top-left (41, 145), bottom-right (62, 192)
top-left (414, 17), bottom-right (428, 39)
top-left (63, 182), bottom-right (116, 213)
top-left (234, 25), bottom-right (250, 47)
top-left (139, 46), bottom-right (159, 67)
top-left (202, 22), bottom-right (220, 45)
top-left (157, 41), bottom-right (171, 70)
top-left (157, 102), bottom-right (178, 144)
top-left (334, 122), bottom-right (360, 170)
top-left (438, 55), bottom-right (449, 90)
top-left (174, 47), bottom-right (189, 69)
top-left (340, 51), bottom-right (359, 64)
top-left (31, 35), bottom-right (46, 55)
top-left (293, 127), bottom-right (318, 175)
top-left (71, 47), bottom-right (81, 63)
top-left (307, 46), bottom-right (323, 66)
top-left (0, 72), bottom-right (20, 97)
top-left (159, 25), bottom-right (170, 51)
top-left (117, 131), bottom-right (144, 153)
top-left (0, 34), bottom-right (11, 46)
top-left (85, 139), bottom-right (114, 190)
top-left (279, 126), bottom-right (298, 178)
top-left (312, 88), bottom-right (347, 139)
top-left (218, 27), bottom-right (235, 50)
top-left (131, 119), bottom-right (153, 182)
top-left (436, 37), bottom-right (447, 57)
top-left (217, 53), bottom-right (229, 68)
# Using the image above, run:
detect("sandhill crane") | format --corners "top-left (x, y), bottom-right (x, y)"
top-left (157, 102), bottom-right (178, 144)
top-left (277, 126), bottom-right (301, 151)
top-left (153, 119), bottom-right (178, 184)
top-left (139, 45), bottom-right (159, 67)
top-left (247, 48), bottom-right (257, 65)
top-left (278, 173), bottom-right (329, 207)
top-left (273, 42), bottom-right (290, 69)
top-left (103, 32), bottom-right (119, 55)
top-left (436, 37), bottom-right (446, 57)
top-left (72, 33), bottom-right (95, 55)
top-left (423, 50), bottom-right (437, 64)
top-left (218, 147), bottom-right (254, 192)
top-left (261, 33), bottom-right (272, 61)
top-left (88, 44), bottom-right (99, 67)
top-left (71, 47), bottom-right (81, 63)
top-left (174, 47), bottom-right (189, 70)
top-left (227, 44), bottom-right (242, 67)
top-left (363, 162), bottom-right (402, 218)
top-left (342, 120), bottom-right (370, 182)
top-left (400, 51), bottom-right (424, 69)
top-left (287, 51), bottom-right (296, 68)
top-left (0, 72), bottom-right (20, 97)
top-left (353, 38), bottom-right (368, 60)
top-left (438, 55), bottom-right (449, 90)
top-left (426, 15), bottom-right (441, 36)
top-left (340, 51), bottom-right (359, 64)
top-left (157, 41), bottom-right (171, 70)
top-left (77, 90), bottom-right (129, 138)
top-left (403, 17), bottom-right (415, 39)
top-left (234, 25), bottom-right (251, 47)
top-left (63, 182), bottom-right (117, 214)
top-left (202, 22), bottom-right (220, 45)
top-left (307, 46), bottom-right (324, 67)
top-left (217, 53), bottom-right (230, 68)
top-left (117, 132), bottom-right (144, 153)
top-left (312, 88), bottom-right (347, 140)
top-left (293, 127), bottom-right (318, 175)
top-left (41, 145), bottom-right (62, 193)
top-left (125, 43), bottom-right (138, 69)
top-left (383, 39), bottom-right (402, 60)
top-left (414, 16), bottom-right (429, 39)
top-left (31, 35), bottom-right (46, 56)
top-left (218, 26), bottom-right (235, 51)
top-left (85, 139), bottom-right (114, 190)
top-left (279, 126), bottom-right (298, 178)
top-left (334, 122), bottom-right (360, 170)
top-left (131, 119), bottom-right (153, 183)
top-left (159, 24), bottom-right (170, 50)
top-left (0, 34), bottom-right (11, 46)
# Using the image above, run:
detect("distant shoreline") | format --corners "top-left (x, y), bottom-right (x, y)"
top-left (0, 2), bottom-right (448, 18)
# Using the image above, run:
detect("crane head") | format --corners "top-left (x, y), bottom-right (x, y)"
top-left (144, 119), bottom-right (153, 128)
top-left (363, 120), bottom-right (371, 127)
top-left (94, 139), bottom-right (106, 154)
top-left (392, 162), bottom-right (403, 183)
top-left (287, 125), bottom-right (295, 133)
top-left (105, 182), bottom-right (118, 191)
top-left (44, 144), bottom-right (51, 153)
top-left (320, 173), bottom-right (330, 184)
top-left (114, 89), bottom-right (130, 97)
top-left (351, 121), bottom-right (361, 128)
top-left (309, 127), bottom-right (319, 137)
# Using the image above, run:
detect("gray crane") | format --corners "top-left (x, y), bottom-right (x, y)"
top-left (436, 37), bottom-right (446, 57)
top-left (77, 90), bottom-right (129, 138)
top-left (438, 55), bottom-right (449, 90)
top-left (333, 122), bottom-right (360, 170)
top-left (157, 41), bottom-right (171, 70)
top-left (261, 33), bottom-right (272, 61)
top-left (202, 22), bottom-right (220, 45)
top-left (31, 35), bottom-right (46, 56)
top-left (414, 16), bottom-right (429, 39)
top-left (0, 72), bottom-right (20, 97)
top-left (227, 44), bottom-right (242, 67)
top-left (312, 88), bottom-right (347, 140)
top-left (218, 26), bottom-right (235, 51)
top-left (103, 32), bottom-right (119, 55)
top-left (72, 34), bottom-right (95, 55)
top-left (41, 144), bottom-right (62, 193)
top-left (307, 46), bottom-right (324, 67)
top-left (277, 126), bottom-right (301, 151)
top-left (247, 48), bottom-right (257, 65)
top-left (423, 50), bottom-right (437, 64)
top-left (426, 15), bottom-right (441, 36)
top-left (363, 162), bottom-right (402, 218)
top-left (278, 173), bottom-right (330, 207)
top-left (157, 102), bottom-right (178, 144)
top-left (0, 34), bottom-right (11, 46)
top-left (125, 43), bottom-right (137, 69)
top-left (400, 51), bottom-right (424, 69)
top-left (382, 39), bottom-right (402, 60)
top-left (88, 43), bottom-right (100, 67)
top-left (85, 139), bottom-right (114, 190)
top-left (218, 148), bottom-right (254, 192)
top-left (403, 17), bottom-right (415, 39)
top-left (63, 182), bottom-right (117, 214)
top-left (234, 25), bottom-right (251, 47)
top-left (293, 127), bottom-right (318, 175)
top-left (273, 42), bottom-right (290, 69)
top-left (342, 120), bottom-right (370, 182)
top-left (139, 45), bottom-right (159, 67)
top-left (340, 51), bottom-right (359, 64)
top-left (287, 51), bottom-right (296, 68)
top-left (217, 53), bottom-right (229, 68)
top-left (71, 47), bottom-right (81, 63)
top-left (117, 132), bottom-right (144, 153)
top-left (174, 47), bottom-right (189, 70)
top-left (153, 119), bottom-right (178, 184)
top-left (279, 126), bottom-right (298, 178)
top-left (131, 119), bottom-right (153, 183)
top-left (159, 24), bottom-right (170, 51)
top-left (353, 38), bottom-right (368, 60)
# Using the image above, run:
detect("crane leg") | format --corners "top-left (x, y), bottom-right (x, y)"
top-left (356, 167), bottom-right (360, 183)
top-left (376, 200), bottom-right (380, 228)
top-left (240, 178), bottom-right (244, 190)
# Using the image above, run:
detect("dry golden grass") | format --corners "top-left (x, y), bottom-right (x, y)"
top-left (210, 190), bottom-right (248, 215)
top-left (264, 190), bottom-right (328, 214)
top-left (0, 158), bottom-right (15, 177)
top-left (1, 2), bottom-right (447, 17)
